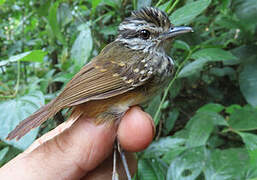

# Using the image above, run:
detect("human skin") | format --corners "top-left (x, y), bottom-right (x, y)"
top-left (0, 106), bottom-right (155, 180)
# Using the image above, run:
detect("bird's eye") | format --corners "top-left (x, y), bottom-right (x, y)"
top-left (140, 29), bottom-right (150, 40)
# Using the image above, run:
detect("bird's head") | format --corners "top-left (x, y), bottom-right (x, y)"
top-left (116, 7), bottom-right (193, 53)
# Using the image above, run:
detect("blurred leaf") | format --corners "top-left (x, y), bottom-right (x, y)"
top-left (167, 147), bottom-right (205, 180)
top-left (228, 106), bottom-right (257, 131)
top-left (0, 147), bottom-right (9, 162)
top-left (192, 48), bottom-right (237, 61)
top-left (238, 132), bottom-right (257, 165)
top-left (0, 91), bottom-right (44, 150)
top-left (235, 0), bottom-right (257, 27)
top-left (169, 0), bottom-right (211, 25)
top-left (71, 23), bottom-right (93, 68)
top-left (137, 158), bottom-right (167, 180)
top-left (0, 50), bottom-right (47, 67)
top-left (225, 104), bottom-right (242, 114)
top-left (162, 109), bottom-right (179, 135)
top-left (178, 58), bottom-right (207, 78)
top-left (48, 2), bottom-right (66, 45)
top-left (173, 40), bottom-right (190, 51)
top-left (186, 111), bottom-right (227, 147)
top-left (178, 48), bottom-right (237, 78)
top-left (142, 137), bottom-right (185, 158)
top-left (137, 0), bottom-right (152, 10)
top-left (58, 3), bottom-right (73, 27)
top-left (146, 95), bottom-right (161, 125)
top-left (197, 103), bottom-right (225, 113)
top-left (204, 148), bottom-right (249, 180)
top-left (239, 60), bottom-right (257, 107)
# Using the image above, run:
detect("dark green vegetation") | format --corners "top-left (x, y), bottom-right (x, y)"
top-left (1, 0), bottom-right (257, 179)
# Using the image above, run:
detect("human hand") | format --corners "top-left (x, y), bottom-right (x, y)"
top-left (0, 106), bottom-right (155, 180)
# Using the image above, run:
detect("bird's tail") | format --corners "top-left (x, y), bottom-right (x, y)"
top-left (6, 100), bottom-right (58, 140)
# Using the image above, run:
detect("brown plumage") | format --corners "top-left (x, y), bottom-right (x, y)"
top-left (7, 7), bottom-right (192, 140)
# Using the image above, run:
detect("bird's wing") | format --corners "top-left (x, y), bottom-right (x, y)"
top-left (53, 42), bottom-right (152, 108)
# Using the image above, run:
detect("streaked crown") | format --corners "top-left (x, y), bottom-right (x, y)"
top-left (116, 7), bottom-right (172, 51)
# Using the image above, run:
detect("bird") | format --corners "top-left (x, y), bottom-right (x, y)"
top-left (7, 6), bottom-right (192, 180)
top-left (7, 7), bottom-right (192, 141)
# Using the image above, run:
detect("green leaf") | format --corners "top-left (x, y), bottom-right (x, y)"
top-left (137, 0), bottom-right (152, 10)
top-left (187, 112), bottom-right (216, 147)
top-left (178, 48), bottom-right (238, 78)
top-left (0, 147), bottom-right (9, 162)
top-left (228, 106), bottom-right (257, 131)
top-left (48, 2), bottom-right (66, 45)
top-left (0, 50), bottom-right (47, 67)
top-left (58, 3), bottom-right (73, 27)
top-left (0, 91), bottom-right (45, 150)
top-left (167, 147), bottom-right (205, 180)
top-left (145, 95), bottom-right (161, 125)
top-left (71, 23), bottom-right (93, 69)
top-left (192, 48), bottom-right (238, 61)
top-left (238, 132), bottom-right (257, 165)
top-left (173, 40), bottom-right (190, 51)
top-left (235, 0), bottom-right (257, 27)
top-left (239, 60), bottom-right (257, 107)
top-left (162, 109), bottom-right (179, 135)
top-left (197, 103), bottom-right (225, 113)
top-left (137, 158), bottom-right (167, 180)
top-left (169, 0), bottom-right (211, 25)
top-left (178, 58), bottom-right (208, 78)
top-left (142, 137), bottom-right (185, 158)
top-left (204, 148), bottom-right (249, 180)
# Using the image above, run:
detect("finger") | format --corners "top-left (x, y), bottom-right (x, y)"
top-left (25, 117), bottom-right (77, 154)
top-left (0, 116), bottom-right (117, 180)
top-left (118, 106), bottom-right (155, 152)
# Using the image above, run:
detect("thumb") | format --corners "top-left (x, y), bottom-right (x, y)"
top-left (1, 117), bottom-right (117, 180)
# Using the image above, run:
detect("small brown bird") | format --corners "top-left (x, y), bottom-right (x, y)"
top-left (7, 7), bottom-right (192, 141)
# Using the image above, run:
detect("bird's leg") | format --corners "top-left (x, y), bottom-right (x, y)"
top-left (117, 140), bottom-right (132, 180)
top-left (112, 141), bottom-right (119, 180)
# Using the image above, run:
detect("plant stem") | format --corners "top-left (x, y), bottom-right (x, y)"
top-left (167, 0), bottom-right (180, 14)
top-left (153, 50), bottom-right (192, 124)
top-left (156, 0), bottom-right (165, 7)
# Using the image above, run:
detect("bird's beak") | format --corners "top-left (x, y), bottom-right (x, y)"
top-left (163, 26), bottom-right (193, 39)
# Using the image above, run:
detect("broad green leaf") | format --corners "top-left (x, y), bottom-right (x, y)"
top-left (0, 91), bottom-right (44, 150)
top-left (169, 0), bottom-right (211, 25)
top-left (238, 132), bottom-right (257, 165)
top-left (0, 147), bottom-right (9, 162)
top-left (239, 60), bottom-right (257, 107)
top-left (162, 109), bottom-right (180, 135)
top-left (58, 3), bottom-right (72, 27)
top-left (235, 0), bottom-right (257, 27)
top-left (138, 158), bottom-right (167, 180)
top-left (197, 103), bottom-right (225, 114)
top-left (167, 147), bottom-right (205, 180)
top-left (71, 23), bottom-right (93, 69)
top-left (173, 40), bottom-right (190, 51)
top-left (178, 48), bottom-right (237, 78)
top-left (186, 111), bottom-right (227, 147)
top-left (48, 2), bottom-right (66, 45)
top-left (228, 106), bottom-right (257, 131)
top-left (178, 58), bottom-right (208, 78)
top-left (192, 48), bottom-right (237, 61)
top-left (137, 0), bottom-right (152, 10)
top-left (0, 50), bottom-right (47, 67)
top-left (204, 148), bottom-right (249, 180)
top-left (142, 137), bottom-right (185, 158)
top-left (186, 112), bottom-right (213, 147)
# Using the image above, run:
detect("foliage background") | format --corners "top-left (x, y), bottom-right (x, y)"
top-left (1, 0), bottom-right (257, 179)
